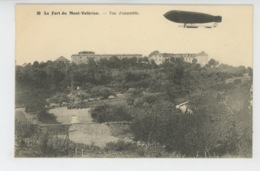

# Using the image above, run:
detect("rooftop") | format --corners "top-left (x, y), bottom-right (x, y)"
top-left (55, 56), bottom-right (70, 62)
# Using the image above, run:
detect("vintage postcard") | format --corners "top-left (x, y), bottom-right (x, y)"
top-left (15, 4), bottom-right (253, 158)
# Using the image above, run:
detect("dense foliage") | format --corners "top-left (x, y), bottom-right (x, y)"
top-left (16, 57), bottom-right (253, 157)
top-left (91, 104), bottom-right (132, 123)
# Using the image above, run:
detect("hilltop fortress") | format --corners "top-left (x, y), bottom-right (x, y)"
top-left (71, 51), bottom-right (142, 65)
top-left (148, 50), bottom-right (208, 66)
top-left (70, 51), bottom-right (208, 66)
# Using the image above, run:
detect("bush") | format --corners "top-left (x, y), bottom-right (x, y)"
top-left (47, 92), bottom-right (68, 105)
top-left (15, 123), bottom-right (71, 157)
top-left (234, 78), bottom-right (242, 84)
top-left (91, 104), bottom-right (132, 123)
top-left (130, 102), bottom-right (176, 143)
top-left (104, 140), bottom-right (185, 158)
top-left (25, 98), bottom-right (46, 114)
top-left (90, 87), bottom-right (115, 99)
top-left (131, 105), bottom-right (198, 156)
top-left (25, 94), bottom-right (58, 124)
top-left (15, 120), bottom-right (38, 139)
top-left (125, 88), bottom-right (143, 105)
top-left (130, 95), bottom-right (240, 157)
top-left (37, 110), bottom-right (58, 124)
top-left (104, 140), bottom-right (137, 152)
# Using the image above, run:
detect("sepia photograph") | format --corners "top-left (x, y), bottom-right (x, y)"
top-left (15, 4), bottom-right (253, 158)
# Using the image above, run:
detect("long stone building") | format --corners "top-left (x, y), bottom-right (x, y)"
top-left (71, 50), bottom-right (209, 66)
top-left (71, 51), bottom-right (142, 64)
top-left (148, 51), bottom-right (209, 66)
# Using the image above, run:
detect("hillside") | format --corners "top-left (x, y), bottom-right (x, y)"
top-left (15, 57), bottom-right (253, 157)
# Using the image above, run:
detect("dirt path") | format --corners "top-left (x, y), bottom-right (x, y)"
top-left (50, 107), bottom-right (118, 147)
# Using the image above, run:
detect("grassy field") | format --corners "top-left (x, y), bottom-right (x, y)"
top-left (50, 107), bottom-right (121, 147)
top-left (69, 124), bottom-right (119, 147)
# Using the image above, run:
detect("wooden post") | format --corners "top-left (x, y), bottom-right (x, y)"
top-left (81, 148), bottom-right (84, 156)
top-left (75, 146), bottom-right (77, 156)
top-left (67, 132), bottom-right (69, 155)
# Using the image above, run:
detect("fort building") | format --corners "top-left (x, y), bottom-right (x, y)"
top-left (148, 51), bottom-right (209, 66)
top-left (71, 51), bottom-right (142, 64)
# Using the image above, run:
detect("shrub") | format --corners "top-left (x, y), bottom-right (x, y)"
top-left (130, 94), bottom-right (240, 157)
top-left (37, 110), bottom-right (58, 124)
top-left (234, 78), bottom-right (242, 84)
top-left (104, 140), bottom-right (137, 152)
top-left (91, 104), bottom-right (132, 123)
top-left (131, 105), bottom-right (198, 156)
top-left (125, 88), bottom-right (143, 105)
top-left (90, 87), bottom-right (115, 99)
top-left (25, 95), bottom-right (58, 124)
top-left (15, 120), bottom-right (38, 139)
top-left (47, 92), bottom-right (68, 105)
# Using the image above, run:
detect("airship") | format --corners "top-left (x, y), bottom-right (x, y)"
top-left (164, 10), bottom-right (222, 28)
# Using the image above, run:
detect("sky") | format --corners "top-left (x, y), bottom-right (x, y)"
top-left (16, 5), bottom-right (253, 67)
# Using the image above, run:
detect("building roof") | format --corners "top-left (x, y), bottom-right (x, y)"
top-left (72, 53), bottom-right (142, 56)
top-left (148, 51), bottom-right (208, 58)
top-left (79, 51), bottom-right (95, 55)
top-left (196, 51), bottom-right (208, 56)
top-left (55, 56), bottom-right (70, 62)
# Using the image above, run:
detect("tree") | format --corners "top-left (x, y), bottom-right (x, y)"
top-left (174, 65), bottom-right (184, 84)
top-left (192, 58), bottom-right (198, 64)
top-left (189, 90), bottom-right (239, 157)
top-left (247, 67), bottom-right (253, 78)
top-left (108, 56), bottom-right (120, 68)
top-left (24, 89), bottom-right (58, 124)
top-left (33, 61), bottom-right (40, 67)
top-left (126, 88), bottom-right (143, 105)
top-left (207, 59), bottom-right (219, 67)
